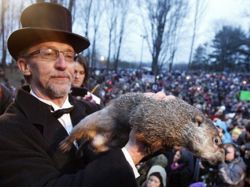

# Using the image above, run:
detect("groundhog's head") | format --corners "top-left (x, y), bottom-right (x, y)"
top-left (178, 115), bottom-right (225, 164)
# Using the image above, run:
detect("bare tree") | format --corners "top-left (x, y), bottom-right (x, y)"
top-left (187, 0), bottom-right (207, 69)
top-left (113, 0), bottom-right (130, 72)
top-left (138, 0), bottom-right (188, 75)
top-left (149, 0), bottom-right (170, 75)
top-left (76, 0), bottom-right (93, 64)
top-left (36, 0), bottom-right (46, 3)
top-left (89, 1), bottom-right (104, 69)
top-left (104, 0), bottom-right (120, 70)
top-left (162, 0), bottom-right (188, 72)
top-left (83, 0), bottom-right (93, 40)
top-left (139, 0), bottom-right (185, 75)
top-left (49, 0), bottom-right (59, 3)
top-left (4, 0), bottom-right (36, 66)
top-left (67, 0), bottom-right (75, 15)
top-left (1, 0), bottom-right (9, 68)
top-left (0, 0), bottom-right (15, 66)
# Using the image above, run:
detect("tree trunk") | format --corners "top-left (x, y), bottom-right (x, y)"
top-left (1, 1), bottom-right (8, 68)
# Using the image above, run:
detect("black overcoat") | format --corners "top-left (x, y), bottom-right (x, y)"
top-left (0, 86), bottom-right (108, 187)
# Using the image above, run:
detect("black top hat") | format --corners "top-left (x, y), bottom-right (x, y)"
top-left (7, 2), bottom-right (90, 60)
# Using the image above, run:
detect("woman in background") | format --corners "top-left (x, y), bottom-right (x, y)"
top-left (71, 55), bottom-right (101, 104)
top-left (71, 55), bottom-right (89, 98)
top-left (72, 55), bottom-right (88, 88)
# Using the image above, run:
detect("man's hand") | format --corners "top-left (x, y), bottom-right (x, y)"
top-left (144, 91), bottom-right (176, 101)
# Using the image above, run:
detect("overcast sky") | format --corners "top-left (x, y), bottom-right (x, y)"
top-left (120, 0), bottom-right (250, 64)
top-left (195, 0), bottom-right (250, 45)
top-left (173, 0), bottom-right (250, 63)
top-left (71, 0), bottom-right (250, 65)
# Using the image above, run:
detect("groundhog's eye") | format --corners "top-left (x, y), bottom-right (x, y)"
top-left (213, 137), bottom-right (221, 145)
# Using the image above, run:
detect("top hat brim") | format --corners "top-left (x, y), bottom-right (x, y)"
top-left (8, 27), bottom-right (90, 60)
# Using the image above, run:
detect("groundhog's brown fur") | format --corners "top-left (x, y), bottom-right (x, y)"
top-left (60, 93), bottom-right (224, 164)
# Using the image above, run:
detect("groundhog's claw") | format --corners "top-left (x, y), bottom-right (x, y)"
top-left (59, 139), bottom-right (72, 152)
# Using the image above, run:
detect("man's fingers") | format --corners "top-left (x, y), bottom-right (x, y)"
top-left (144, 92), bottom-right (176, 101)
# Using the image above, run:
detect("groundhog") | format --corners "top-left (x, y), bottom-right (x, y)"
top-left (60, 93), bottom-right (224, 164)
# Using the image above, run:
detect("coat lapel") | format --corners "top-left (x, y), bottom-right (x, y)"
top-left (14, 86), bottom-right (99, 171)
top-left (16, 86), bottom-right (69, 148)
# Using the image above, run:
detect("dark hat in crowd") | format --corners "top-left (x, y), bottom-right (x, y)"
top-left (245, 143), bottom-right (250, 150)
top-left (7, 2), bottom-right (90, 60)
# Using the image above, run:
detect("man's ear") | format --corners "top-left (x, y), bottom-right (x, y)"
top-left (192, 115), bottom-right (203, 127)
top-left (17, 58), bottom-right (31, 76)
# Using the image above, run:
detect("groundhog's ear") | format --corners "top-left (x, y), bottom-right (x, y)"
top-left (193, 115), bottom-right (203, 127)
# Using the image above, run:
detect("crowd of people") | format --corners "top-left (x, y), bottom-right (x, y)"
top-left (2, 60), bottom-right (250, 187)
top-left (0, 1), bottom-right (249, 187)
top-left (86, 69), bottom-right (249, 117)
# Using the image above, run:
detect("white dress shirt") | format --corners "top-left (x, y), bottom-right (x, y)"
top-left (30, 90), bottom-right (73, 135)
top-left (122, 147), bottom-right (140, 178)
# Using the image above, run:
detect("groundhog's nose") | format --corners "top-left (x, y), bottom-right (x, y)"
top-left (208, 148), bottom-right (225, 165)
top-left (214, 148), bottom-right (225, 164)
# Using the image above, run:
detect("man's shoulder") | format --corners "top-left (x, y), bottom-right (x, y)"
top-left (0, 103), bottom-right (22, 123)
top-left (0, 109), bottom-right (26, 140)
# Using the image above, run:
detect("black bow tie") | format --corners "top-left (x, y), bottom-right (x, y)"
top-left (52, 107), bottom-right (74, 119)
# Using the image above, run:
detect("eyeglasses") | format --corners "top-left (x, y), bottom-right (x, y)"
top-left (23, 48), bottom-right (76, 62)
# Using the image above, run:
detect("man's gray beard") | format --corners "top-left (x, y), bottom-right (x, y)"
top-left (47, 83), bottom-right (71, 98)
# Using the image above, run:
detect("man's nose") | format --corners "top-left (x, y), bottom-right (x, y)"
top-left (55, 53), bottom-right (67, 69)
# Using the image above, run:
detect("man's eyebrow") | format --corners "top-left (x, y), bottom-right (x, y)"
top-left (37, 45), bottom-right (74, 52)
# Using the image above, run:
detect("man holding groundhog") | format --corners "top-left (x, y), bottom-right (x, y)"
top-left (0, 2), bottom-right (172, 187)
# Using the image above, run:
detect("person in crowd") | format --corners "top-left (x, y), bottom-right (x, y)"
top-left (71, 54), bottom-right (101, 104)
top-left (214, 118), bottom-right (233, 144)
top-left (140, 161), bottom-right (167, 187)
top-left (236, 122), bottom-right (250, 187)
top-left (166, 146), bottom-right (195, 187)
top-left (214, 143), bottom-right (246, 187)
top-left (237, 122), bottom-right (250, 152)
top-left (71, 54), bottom-right (89, 98)
top-left (72, 55), bottom-right (89, 88)
top-left (0, 2), bottom-right (171, 187)
top-left (243, 143), bottom-right (250, 187)
top-left (137, 153), bottom-right (168, 186)
top-left (142, 172), bottom-right (165, 187)
top-left (231, 126), bottom-right (243, 143)
top-left (0, 83), bottom-right (13, 115)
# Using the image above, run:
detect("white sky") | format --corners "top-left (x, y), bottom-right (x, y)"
top-left (174, 0), bottom-right (250, 63)
top-left (196, 0), bottom-right (249, 44)
top-left (119, 0), bottom-right (250, 64)
top-left (72, 0), bottom-right (250, 65)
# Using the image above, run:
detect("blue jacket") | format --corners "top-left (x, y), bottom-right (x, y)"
top-left (217, 156), bottom-right (246, 187)
top-left (214, 119), bottom-right (232, 144)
